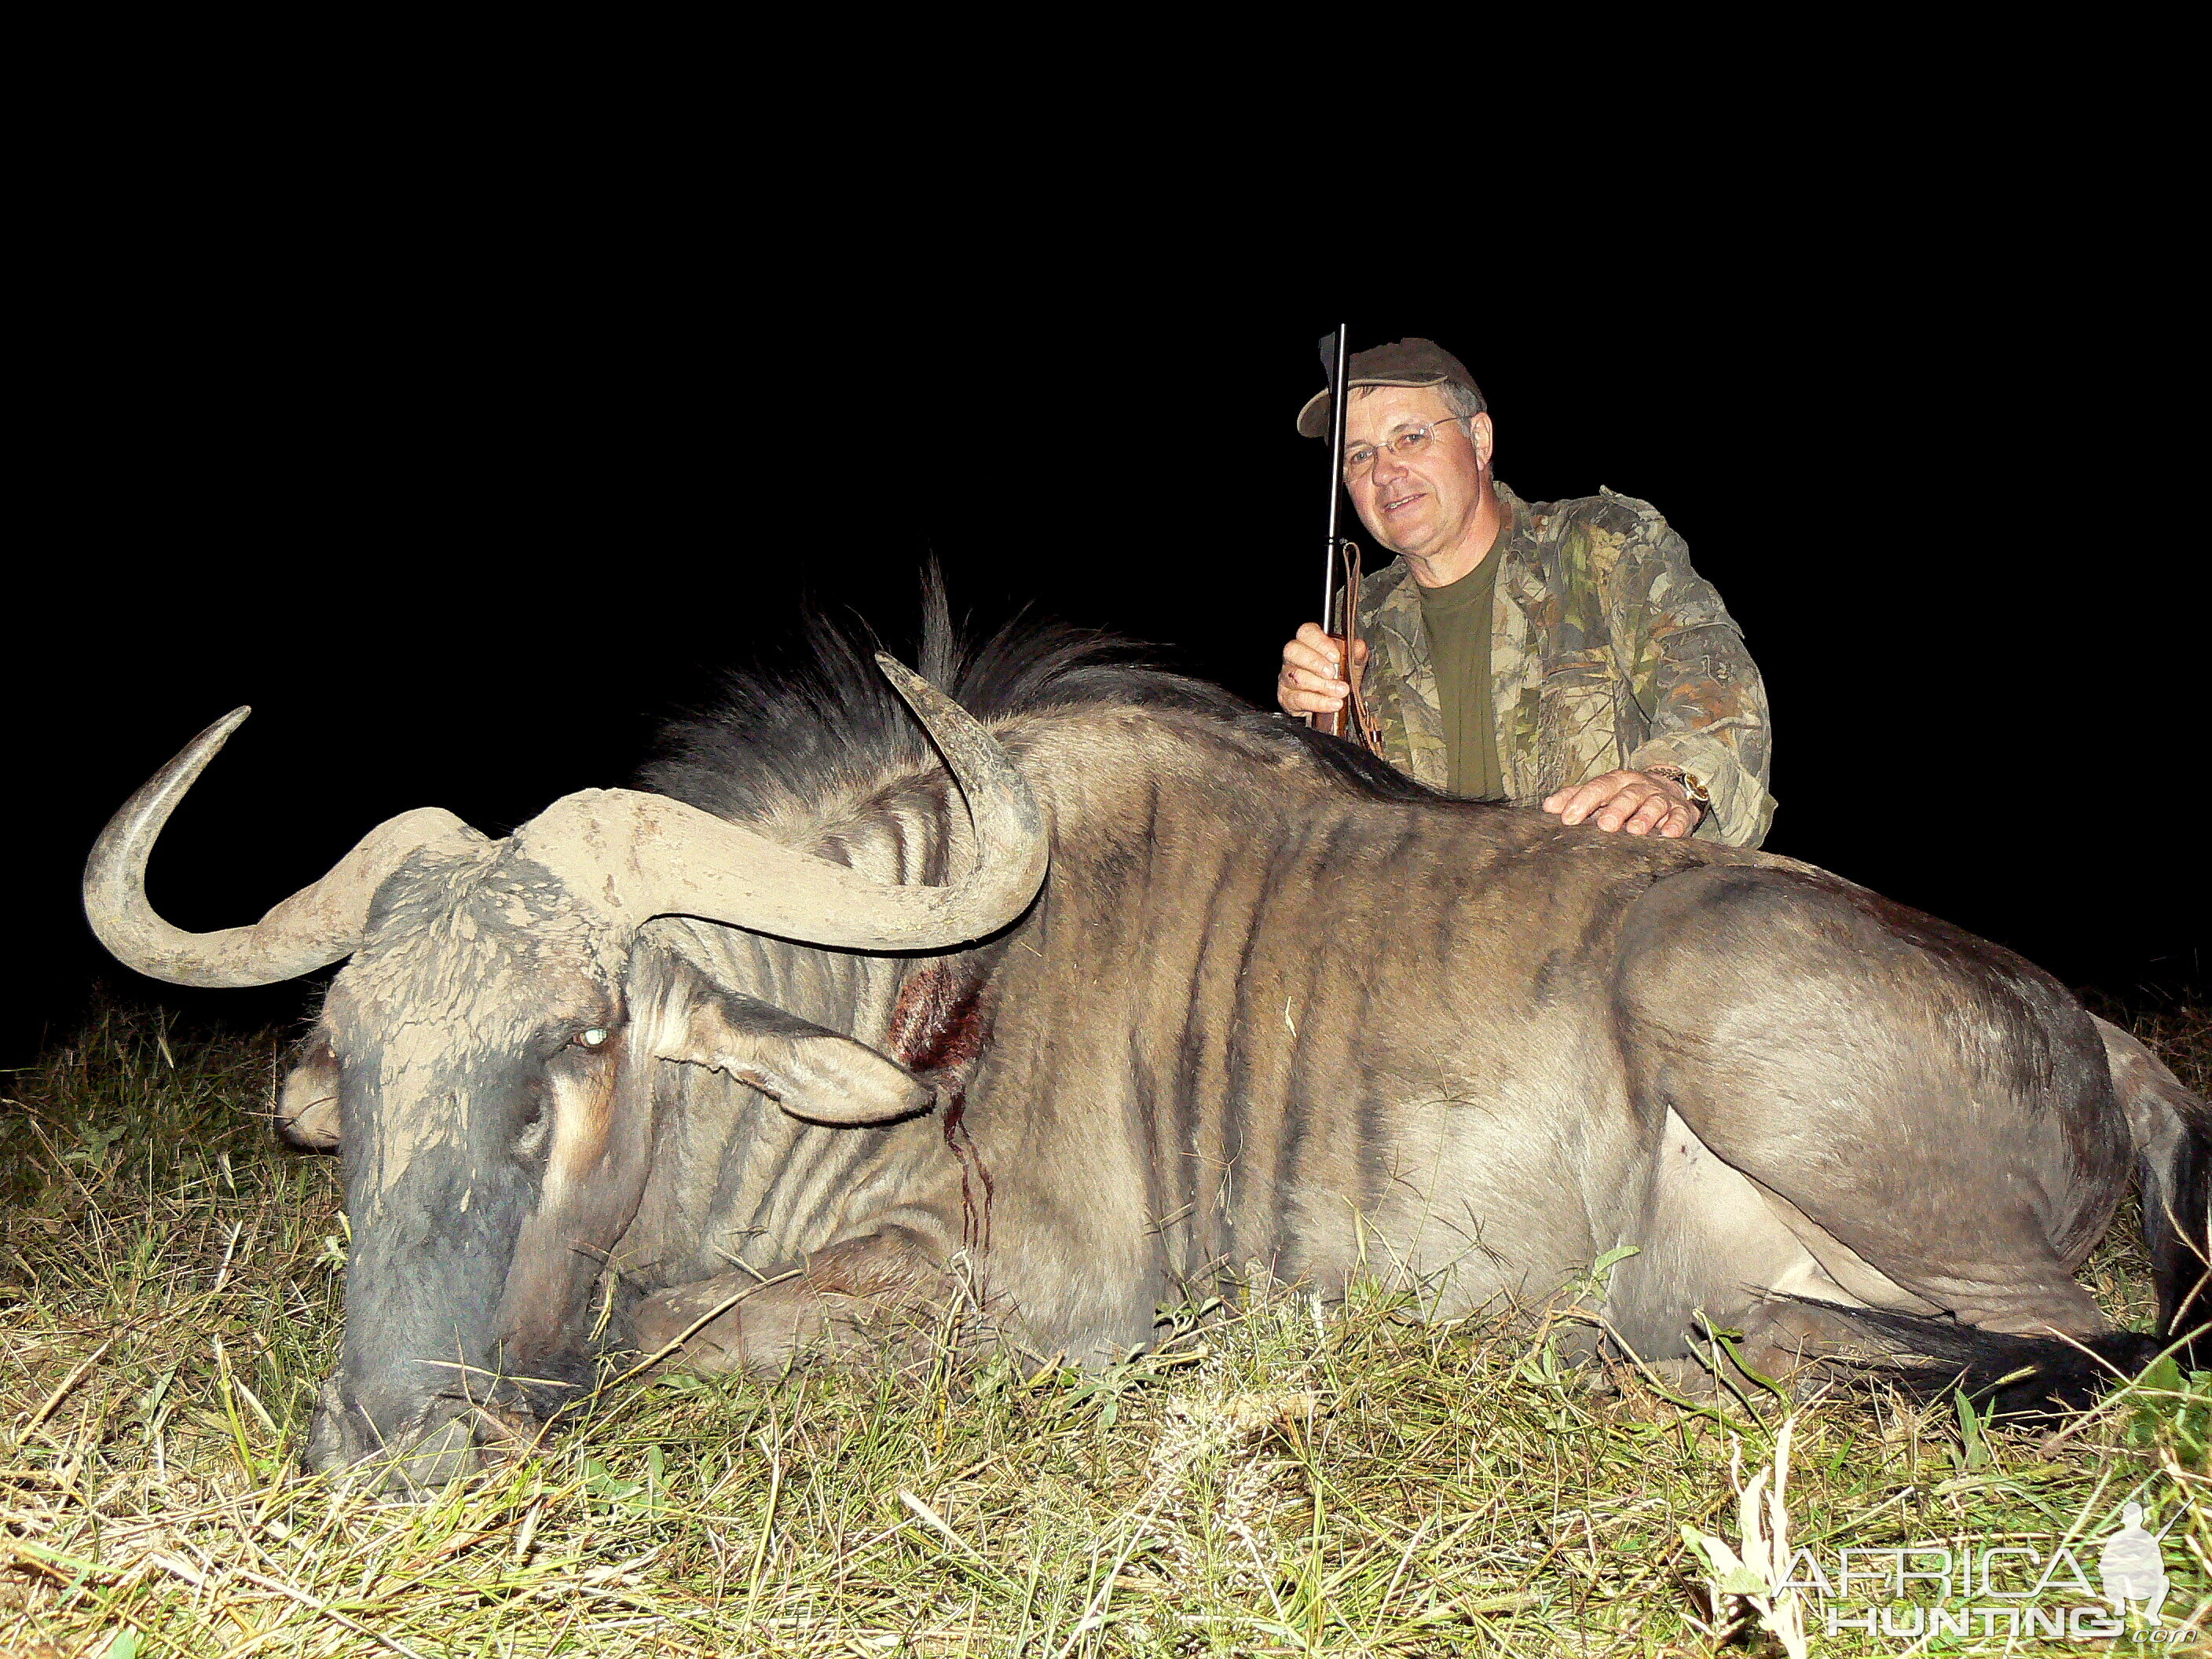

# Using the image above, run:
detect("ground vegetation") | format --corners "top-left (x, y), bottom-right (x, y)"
top-left (2, 1002), bottom-right (2207, 1656)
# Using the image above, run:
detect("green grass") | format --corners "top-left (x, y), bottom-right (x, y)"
top-left (3, 1002), bottom-right (2210, 1657)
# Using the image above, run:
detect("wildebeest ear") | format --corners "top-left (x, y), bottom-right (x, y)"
top-left (276, 1039), bottom-right (342, 1150)
top-left (663, 990), bottom-right (935, 1126)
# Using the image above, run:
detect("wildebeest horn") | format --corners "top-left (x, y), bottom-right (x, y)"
top-left (82, 709), bottom-right (483, 988)
top-left (514, 657), bottom-right (1049, 950)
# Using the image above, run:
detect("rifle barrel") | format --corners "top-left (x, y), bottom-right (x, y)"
top-left (1316, 324), bottom-right (1351, 736)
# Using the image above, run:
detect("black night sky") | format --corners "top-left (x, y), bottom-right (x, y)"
top-left (13, 196), bottom-right (2204, 1068)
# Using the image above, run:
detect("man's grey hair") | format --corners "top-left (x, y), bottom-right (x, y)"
top-left (1438, 378), bottom-right (1487, 419)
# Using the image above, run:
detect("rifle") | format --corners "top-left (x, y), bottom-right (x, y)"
top-left (1310, 324), bottom-right (1379, 750)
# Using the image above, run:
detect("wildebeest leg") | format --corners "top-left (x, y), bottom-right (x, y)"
top-left (629, 1227), bottom-right (958, 1375)
top-left (1602, 1102), bottom-right (1945, 1388)
top-left (1611, 866), bottom-right (2132, 1346)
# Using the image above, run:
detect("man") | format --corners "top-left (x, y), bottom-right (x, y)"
top-left (1276, 339), bottom-right (1774, 847)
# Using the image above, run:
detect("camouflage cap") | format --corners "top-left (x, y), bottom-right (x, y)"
top-left (1295, 338), bottom-right (1485, 438)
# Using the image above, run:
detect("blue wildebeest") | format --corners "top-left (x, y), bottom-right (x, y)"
top-left (86, 615), bottom-right (2210, 1489)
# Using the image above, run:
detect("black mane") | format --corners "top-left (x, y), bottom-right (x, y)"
top-left (639, 586), bottom-right (1441, 823)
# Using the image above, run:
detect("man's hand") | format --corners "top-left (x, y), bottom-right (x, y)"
top-left (1542, 769), bottom-right (1703, 837)
top-left (1277, 622), bottom-right (1370, 716)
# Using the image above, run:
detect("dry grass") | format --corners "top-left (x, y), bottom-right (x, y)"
top-left (3, 1003), bottom-right (2210, 1657)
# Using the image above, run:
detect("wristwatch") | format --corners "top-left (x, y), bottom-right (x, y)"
top-left (1643, 764), bottom-right (1710, 819)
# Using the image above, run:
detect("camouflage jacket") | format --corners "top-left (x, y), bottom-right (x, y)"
top-left (1353, 482), bottom-right (1774, 847)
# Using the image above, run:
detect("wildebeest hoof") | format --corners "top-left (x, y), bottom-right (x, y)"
top-left (631, 1274), bottom-right (895, 1377)
top-left (631, 1276), bottom-right (766, 1374)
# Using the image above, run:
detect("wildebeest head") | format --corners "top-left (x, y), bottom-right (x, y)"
top-left (83, 659), bottom-right (1045, 1492)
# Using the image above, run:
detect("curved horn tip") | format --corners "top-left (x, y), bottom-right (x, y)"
top-left (874, 655), bottom-right (965, 720)
top-left (206, 706), bottom-right (252, 741)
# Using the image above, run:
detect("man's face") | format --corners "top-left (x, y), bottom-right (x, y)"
top-left (1341, 384), bottom-right (1492, 559)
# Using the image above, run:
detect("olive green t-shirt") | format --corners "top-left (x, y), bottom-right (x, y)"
top-left (1415, 551), bottom-right (1504, 800)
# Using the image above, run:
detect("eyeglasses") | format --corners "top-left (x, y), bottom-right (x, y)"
top-left (1342, 415), bottom-right (1478, 478)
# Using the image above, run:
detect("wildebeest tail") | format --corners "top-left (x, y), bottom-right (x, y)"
top-left (1792, 1298), bottom-right (2164, 1415)
top-left (2097, 1014), bottom-right (2212, 1376)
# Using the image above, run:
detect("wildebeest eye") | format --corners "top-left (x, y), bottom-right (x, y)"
top-left (573, 1027), bottom-right (610, 1049)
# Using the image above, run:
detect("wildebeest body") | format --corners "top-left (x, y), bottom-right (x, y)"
top-left (621, 698), bottom-right (2150, 1380)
